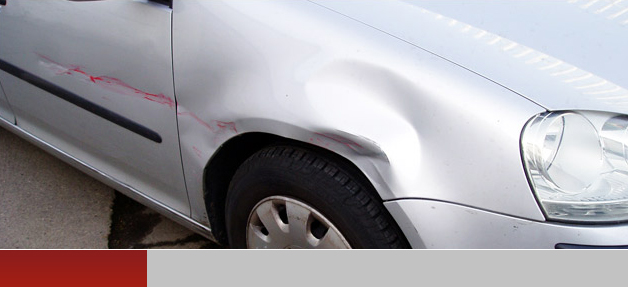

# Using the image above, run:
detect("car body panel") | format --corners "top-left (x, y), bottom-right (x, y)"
top-left (174, 0), bottom-right (546, 223)
top-left (386, 199), bottom-right (628, 249)
top-left (0, 0), bottom-right (189, 214)
top-left (315, 0), bottom-right (628, 114)
top-left (0, 79), bottom-right (14, 123)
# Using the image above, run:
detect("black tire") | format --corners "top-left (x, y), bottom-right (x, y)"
top-left (225, 145), bottom-right (410, 249)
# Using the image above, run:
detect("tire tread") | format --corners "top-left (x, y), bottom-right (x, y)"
top-left (227, 145), bottom-right (409, 249)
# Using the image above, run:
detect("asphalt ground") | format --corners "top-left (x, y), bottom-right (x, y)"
top-left (0, 126), bottom-right (223, 249)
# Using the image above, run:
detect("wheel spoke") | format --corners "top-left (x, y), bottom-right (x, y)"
top-left (255, 201), bottom-right (288, 237)
top-left (247, 226), bottom-right (271, 249)
top-left (286, 201), bottom-right (312, 246)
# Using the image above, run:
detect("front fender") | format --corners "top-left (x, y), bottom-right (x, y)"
top-left (173, 0), bottom-right (547, 226)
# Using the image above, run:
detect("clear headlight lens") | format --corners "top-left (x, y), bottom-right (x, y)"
top-left (522, 111), bottom-right (628, 223)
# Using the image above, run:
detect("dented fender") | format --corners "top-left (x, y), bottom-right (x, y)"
top-left (173, 0), bottom-right (546, 225)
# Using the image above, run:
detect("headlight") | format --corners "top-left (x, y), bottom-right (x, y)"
top-left (522, 111), bottom-right (628, 223)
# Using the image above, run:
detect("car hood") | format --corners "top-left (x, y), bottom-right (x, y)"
top-left (315, 0), bottom-right (628, 114)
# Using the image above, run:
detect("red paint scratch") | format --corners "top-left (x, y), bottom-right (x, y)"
top-left (177, 111), bottom-right (214, 131)
top-left (177, 109), bottom-right (238, 135)
top-left (192, 146), bottom-right (203, 158)
top-left (314, 133), bottom-right (363, 149)
top-left (38, 54), bottom-right (240, 139)
top-left (38, 54), bottom-right (175, 108)
top-left (309, 137), bottom-right (331, 148)
top-left (214, 121), bottom-right (238, 134)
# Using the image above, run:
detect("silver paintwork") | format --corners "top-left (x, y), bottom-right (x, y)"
top-left (1, 0), bottom-right (627, 248)
top-left (321, 0), bottom-right (628, 114)
top-left (0, 0), bottom-right (189, 214)
top-left (247, 196), bottom-right (351, 249)
top-left (386, 199), bottom-right (628, 249)
top-left (173, 0), bottom-right (546, 225)
top-left (0, 80), bottom-right (14, 123)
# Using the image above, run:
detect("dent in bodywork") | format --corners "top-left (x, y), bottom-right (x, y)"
top-left (311, 131), bottom-right (386, 159)
top-left (174, 0), bottom-right (547, 226)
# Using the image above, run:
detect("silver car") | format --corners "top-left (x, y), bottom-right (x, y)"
top-left (1, 0), bottom-right (627, 249)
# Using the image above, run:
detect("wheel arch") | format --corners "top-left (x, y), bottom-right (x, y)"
top-left (203, 129), bottom-right (393, 245)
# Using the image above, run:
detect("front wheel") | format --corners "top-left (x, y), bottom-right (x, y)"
top-left (225, 146), bottom-right (409, 249)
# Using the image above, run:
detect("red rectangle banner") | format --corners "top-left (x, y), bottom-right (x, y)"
top-left (0, 250), bottom-right (147, 287)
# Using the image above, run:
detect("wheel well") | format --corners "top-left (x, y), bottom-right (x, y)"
top-left (203, 132), bottom-right (385, 245)
top-left (203, 133), bottom-right (278, 244)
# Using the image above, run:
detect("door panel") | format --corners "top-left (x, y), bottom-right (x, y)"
top-left (0, 79), bottom-right (14, 123)
top-left (0, 0), bottom-right (189, 213)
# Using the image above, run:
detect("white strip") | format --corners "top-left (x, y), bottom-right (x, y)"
top-left (513, 48), bottom-right (534, 58)
top-left (608, 7), bottom-right (628, 19)
top-left (474, 30), bottom-right (488, 39)
top-left (582, 0), bottom-right (601, 9)
top-left (503, 42), bottom-right (518, 51)
top-left (539, 60), bottom-right (564, 71)
top-left (551, 67), bottom-right (578, 76)
top-left (576, 80), bottom-right (609, 89)
top-left (487, 36), bottom-right (502, 45)
top-left (564, 73), bottom-right (594, 83)
top-left (526, 55), bottom-right (547, 64)
top-left (596, 0), bottom-right (622, 13)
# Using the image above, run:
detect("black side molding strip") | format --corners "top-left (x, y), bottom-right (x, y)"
top-left (0, 58), bottom-right (162, 143)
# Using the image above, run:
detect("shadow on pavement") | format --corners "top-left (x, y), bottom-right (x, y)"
top-left (108, 191), bottom-right (226, 249)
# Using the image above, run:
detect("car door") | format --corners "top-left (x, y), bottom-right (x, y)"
top-left (0, 0), bottom-right (189, 214)
top-left (0, 79), bottom-right (14, 123)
